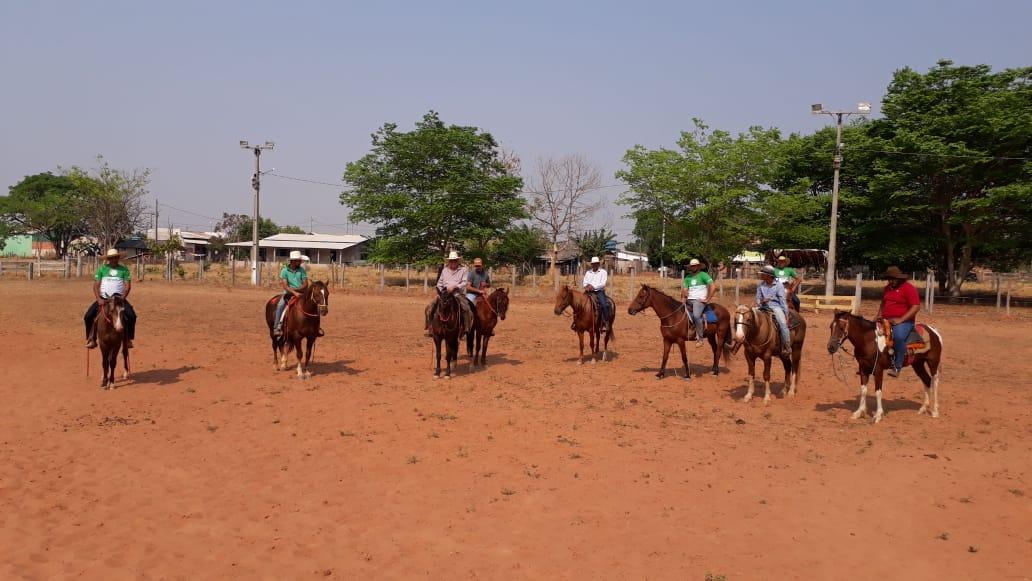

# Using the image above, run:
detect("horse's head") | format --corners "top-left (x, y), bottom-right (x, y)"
top-left (627, 284), bottom-right (652, 315)
top-left (310, 280), bottom-right (329, 316)
top-left (733, 304), bottom-right (753, 343)
top-left (437, 286), bottom-right (457, 312)
top-left (105, 294), bottom-right (126, 331)
top-left (554, 285), bottom-right (571, 316)
top-left (828, 310), bottom-right (851, 354)
top-left (492, 288), bottom-right (509, 321)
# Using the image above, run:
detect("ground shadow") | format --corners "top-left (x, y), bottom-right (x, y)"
top-left (462, 351), bottom-right (523, 367)
top-left (130, 366), bottom-right (198, 386)
top-left (632, 363), bottom-right (732, 378)
top-left (724, 380), bottom-right (790, 400)
top-left (308, 359), bottom-right (361, 376)
top-left (562, 350), bottom-right (620, 363)
top-left (814, 397), bottom-right (922, 413)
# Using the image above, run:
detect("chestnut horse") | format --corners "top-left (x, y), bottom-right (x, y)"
top-left (96, 294), bottom-right (130, 390)
top-left (627, 284), bottom-right (732, 379)
top-left (554, 285), bottom-right (615, 364)
top-left (431, 287), bottom-right (463, 379)
top-left (734, 305), bottom-right (806, 404)
top-left (828, 311), bottom-right (943, 423)
top-left (265, 281), bottom-right (329, 379)
top-left (466, 288), bottom-right (509, 368)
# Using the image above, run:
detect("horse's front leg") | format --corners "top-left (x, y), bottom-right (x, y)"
top-left (122, 341), bottom-right (131, 382)
top-left (742, 355), bottom-right (756, 403)
top-left (873, 370), bottom-right (886, 424)
top-left (302, 337), bottom-right (314, 379)
top-left (709, 334), bottom-right (719, 376)
top-left (762, 356), bottom-right (774, 405)
top-left (657, 339), bottom-right (672, 379)
top-left (294, 338), bottom-right (305, 379)
top-left (444, 336), bottom-right (456, 379)
top-left (589, 328), bottom-right (598, 364)
top-left (852, 369), bottom-right (870, 419)
top-left (100, 347), bottom-right (110, 390)
top-left (676, 338), bottom-right (690, 380)
top-left (433, 336), bottom-right (442, 379)
top-left (577, 330), bottom-right (585, 365)
top-left (466, 329), bottom-right (475, 361)
top-left (480, 333), bottom-right (490, 368)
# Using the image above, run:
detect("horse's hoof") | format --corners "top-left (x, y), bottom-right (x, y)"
top-left (741, 395), bottom-right (752, 403)
top-left (655, 372), bottom-right (665, 379)
top-left (444, 375), bottom-right (451, 380)
top-left (873, 413), bottom-right (884, 424)
top-left (590, 359), bottom-right (596, 365)
top-left (763, 398), bottom-right (771, 406)
top-left (931, 410), bottom-right (940, 418)
top-left (851, 410), bottom-right (866, 420)
top-left (711, 368), bottom-right (719, 376)
top-left (577, 360), bottom-right (583, 366)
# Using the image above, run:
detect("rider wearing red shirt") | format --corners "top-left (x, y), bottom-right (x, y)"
top-left (876, 266), bottom-right (921, 376)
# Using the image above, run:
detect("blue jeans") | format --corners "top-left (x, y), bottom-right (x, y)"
top-left (687, 299), bottom-right (706, 339)
top-left (274, 293), bottom-right (290, 330)
top-left (592, 289), bottom-right (610, 325)
top-left (769, 307), bottom-right (791, 351)
top-left (891, 320), bottom-right (915, 370)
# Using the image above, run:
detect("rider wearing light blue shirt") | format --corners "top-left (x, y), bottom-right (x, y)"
top-left (755, 265), bottom-right (792, 357)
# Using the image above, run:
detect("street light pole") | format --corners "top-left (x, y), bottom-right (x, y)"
top-left (811, 103), bottom-right (869, 297)
top-left (240, 140), bottom-right (274, 286)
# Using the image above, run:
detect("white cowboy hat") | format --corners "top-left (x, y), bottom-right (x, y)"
top-left (777, 255), bottom-right (789, 262)
top-left (104, 248), bottom-right (122, 258)
top-left (288, 250), bottom-right (303, 261)
top-left (590, 256), bottom-right (600, 264)
top-left (688, 258), bottom-right (701, 266)
top-left (446, 250), bottom-right (460, 261)
top-left (301, 255), bottom-right (310, 262)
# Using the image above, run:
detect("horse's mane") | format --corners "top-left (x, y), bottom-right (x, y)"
top-left (644, 285), bottom-right (683, 309)
top-left (837, 310), bottom-right (876, 330)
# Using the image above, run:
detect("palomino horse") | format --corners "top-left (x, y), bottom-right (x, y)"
top-left (265, 281), bottom-right (329, 379)
top-left (627, 284), bottom-right (732, 378)
top-left (431, 287), bottom-right (463, 379)
top-left (96, 294), bottom-right (130, 390)
top-left (554, 284), bottom-right (615, 365)
top-left (734, 305), bottom-right (806, 404)
top-left (466, 288), bottom-right (509, 369)
top-left (828, 311), bottom-right (943, 423)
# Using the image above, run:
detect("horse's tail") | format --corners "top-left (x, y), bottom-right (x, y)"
top-left (721, 340), bottom-right (732, 366)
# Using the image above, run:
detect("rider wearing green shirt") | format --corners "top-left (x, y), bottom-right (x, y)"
top-left (85, 248), bottom-right (137, 348)
top-left (774, 255), bottom-right (801, 311)
top-left (680, 259), bottom-right (714, 344)
top-left (273, 251), bottom-right (309, 337)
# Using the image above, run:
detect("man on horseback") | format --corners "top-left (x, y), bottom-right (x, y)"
top-left (425, 250), bottom-right (474, 336)
top-left (755, 265), bottom-right (792, 358)
top-left (466, 257), bottom-right (491, 304)
top-left (273, 250), bottom-right (309, 337)
top-left (582, 256), bottom-right (610, 331)
top-left (774, 255), bottom-right (801, 312)
top-left (85, 248), bottom-right (137, 349)
top-left (877, 266), bottom-right (921, 377)
top-left (680, 258), bottom-right (714, 347)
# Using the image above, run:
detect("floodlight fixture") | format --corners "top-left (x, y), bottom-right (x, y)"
top-left (811, 103), bottom-right (824, 114)
top-left (239, 140), bottom-right (250, 149)
top-left (857, 101), bottom-right (872, 114)
top-left (264, 141), bottom-right (275, 150)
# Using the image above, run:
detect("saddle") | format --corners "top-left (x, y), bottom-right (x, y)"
top-left (587, 293), bottom-right (614, 328)
top-left (879, 320), bottom-right (932, 356)
top-left (756, 307), bottom-right (802, 330)
top-left (688, 303), bottom-right (719, 325)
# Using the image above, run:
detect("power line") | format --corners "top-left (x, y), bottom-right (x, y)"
top-left (158, 202), bottom-right (219, 221)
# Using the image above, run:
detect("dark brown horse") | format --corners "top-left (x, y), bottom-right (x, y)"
top-left (265, 281), bottom-right (329, 379)
top-left (466, 288), bottom-right (509, 369)
top-left (431, 287), bottom-right (463, 379)
top-left (627, 284), bottom-right (732, 378)
top-left (554, 285), bottom-right (615, 365)
top-left (96, 294), bottom-right (130, 390)
top-left (734, 305), bottom-right (806, 404)
top-left (828, 311), bottom-right (943, 423)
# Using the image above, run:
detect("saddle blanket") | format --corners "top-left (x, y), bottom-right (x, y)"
top-left (876, 322), bottom-right (933, 359)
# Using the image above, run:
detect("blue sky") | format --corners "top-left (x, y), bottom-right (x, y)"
top-left (2, 0), bottom-right (1029, 239)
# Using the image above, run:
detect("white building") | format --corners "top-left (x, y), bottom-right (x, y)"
top-left (228, 233), bottom-right (369, 265)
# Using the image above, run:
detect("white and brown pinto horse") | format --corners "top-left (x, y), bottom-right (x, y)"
top-left (827, 311), bottom-right (943, 423)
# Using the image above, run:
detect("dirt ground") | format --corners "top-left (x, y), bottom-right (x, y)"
top-left (1, 280), bottom-right (1030, 580)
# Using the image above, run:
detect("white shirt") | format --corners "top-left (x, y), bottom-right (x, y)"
top-left (582, 267), bottom-right (607, 291)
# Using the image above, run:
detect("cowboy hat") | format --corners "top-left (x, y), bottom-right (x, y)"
top-left (590, 256), bottom-right (601, 264)
top-left (446, 250), bottom-right (460, 261)
top-left (301, 255), bottom-right (310, 262)
top-left (884, 266), bottom-right (909, 280)
top-left (758, 265), bottom-right (777, 278)
top-left (104, 248), bottom-right (122, 259)
top-left (288, 250), bottom-right (303, 261)
top-left (688, 258), bottom-right (701, 266)
top-left (776, 255), bottom-right (790, 263)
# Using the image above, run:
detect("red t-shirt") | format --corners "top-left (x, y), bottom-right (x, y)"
top-left (881, 281), bottom-right (920, 319)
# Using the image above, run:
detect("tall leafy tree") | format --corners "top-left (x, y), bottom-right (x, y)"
top-left (341, 111), bottom-right (525, 264)
top-left (493, 224), bottom-right (546, 271)
top-left (66, 157), bottom-right (150, 251)
top-left (572, 228), bottom-right (616, 261)
top-left (1, 172), bottom-right (91, 257)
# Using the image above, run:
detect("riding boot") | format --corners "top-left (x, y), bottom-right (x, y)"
top-left (86, 327), bottom-right (97, 349)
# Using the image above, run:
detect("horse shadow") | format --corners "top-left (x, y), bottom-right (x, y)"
top-left (632, 363), bottom-right (730, 378)
top-left (130, 366), bottom-right (198, 386)
top-left (563, 350), bottom-right (620, 363)
top-left (464, 351), bottom-right (523, 367)
top-left (308, 359), bottom-right (361, 376)
top-left (814, 397), bottom-right (922, 413)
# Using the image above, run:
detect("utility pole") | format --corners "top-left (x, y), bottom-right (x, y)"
top-left (154, 199), bottom-right (159, 243)
top-left (240, 140), bottom-right (274, 286)
top-left (660, 216), bottom-right (666, 278)
top-left (811, 102), bottom-right (870, 296)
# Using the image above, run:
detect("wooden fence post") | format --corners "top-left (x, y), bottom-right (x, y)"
top-left (927, 271), bottom-right (935, 313)
top-left (511, 264), bottom-right (517, 294)
top-left (423, 267), bottom-right (428, 294)
top-left (405, 264), bottom-right (411, 292)
top-left (853, 273), bottom-right (863, 314)
top-left (1006, 282), bottom-right (1012, 317)
top-left (63, 256), bottom-right (71, 278)
top-left (734, 267), bottom-right (741, 305)
top-left (995, 274), bottom-right (1002, 310)
top-left (27, 262), bottom-right (34, 281)
top-left (379, 264), bottom-right (385, 293)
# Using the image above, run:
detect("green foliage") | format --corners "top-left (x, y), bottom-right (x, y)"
top-left (493, 224), bottom-right (546, 268)
top-left (1, 172), bottom-right (91, 257)
top-left (341, 111), bottom-right (525, 264)
top-left (232, 216), bottom-right (280, 242)
top-left (572, 228), bottom-right (616, 260)
top-left (149, 234), bottom-right (182, 257)
top-left (216, 213), bottom-right (250, 242)
top-left (278, 225), bottom-right (306, 234)
top-left (66, 156), bottom-right (150, 251)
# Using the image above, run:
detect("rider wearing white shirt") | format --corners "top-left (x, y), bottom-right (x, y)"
top-left (582, 256), bottom-right (610, 330)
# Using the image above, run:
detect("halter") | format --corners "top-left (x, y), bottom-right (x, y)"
top-left (736, 308), bottom-right (774, 350)
top-left (298, 285), bottom-right (327, 318)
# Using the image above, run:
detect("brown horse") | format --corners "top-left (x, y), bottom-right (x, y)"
top-left (466, 288), bottom-right (509, 368)
top-left (431, 287), bottom-right (463, 379)
top-left (96, 294), bottom-right (130, 390)
top-left (828, 311), bottom-right (943, 423)
top-left (734, 305), bottom-right (806, 404)
top-left (554, 285), bottom-right (615, 365)
top-left (265, 281), bottom-right (329, 379)
top-left (627, 284), bottom-right (732, 378)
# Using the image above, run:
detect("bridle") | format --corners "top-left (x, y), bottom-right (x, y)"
top-left (736, 308), bottom-right (774, 350)
top-left (298, 285), bottom-right (327, 318)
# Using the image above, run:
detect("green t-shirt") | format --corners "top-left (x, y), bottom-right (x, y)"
top-left (683, 271), bottom-right (713, 300)
top-left (280, 265), bottom-right (308, 289)
top-left (94, 264), bottom-right (131, 297)
top-left (773, 266), bottom-right (797, 287)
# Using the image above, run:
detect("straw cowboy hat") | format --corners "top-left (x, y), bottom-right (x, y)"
top-left (104, 248), bottom-right (122, 259)
top-left (288, 250), bottom-right (303, 261)
top-left (759, 265), bottom-right (777, 278)
top-left (590, 256), bottom-right (601, 264)
top-left (446, 250), bottom-right (461, 261)
top-left (884, 266), bottom-right (909, 280)
top-left (688, 258), bottom-right (701, 266)
top-left (776, 255), bottom-right (790, 264)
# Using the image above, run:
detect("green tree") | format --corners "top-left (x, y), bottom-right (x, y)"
top-left (862, 61), bottom-right (1032, 295)
top-left (232, 216), bottom-right (280, 242)
top-left (572, 228), bottom-right (616, 261)
top-left (617, 120), bottom-right (784, 266)
top-left (66, 157), bottom-right (150, 251)
top-left (278, 225), bottom-right (306, 234)
top-left (341, 111), bottom-right (525, 264)
top-left (494, 224), bottom-right (546, 270)
top-left (1, 172), bottom-right (91, 257)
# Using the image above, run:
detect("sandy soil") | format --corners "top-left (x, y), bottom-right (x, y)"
top-left (1, 280), bottom-right (1030, 580)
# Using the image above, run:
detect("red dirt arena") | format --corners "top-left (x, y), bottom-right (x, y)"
top-left (1, 280), bottom-right (1030, 579)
